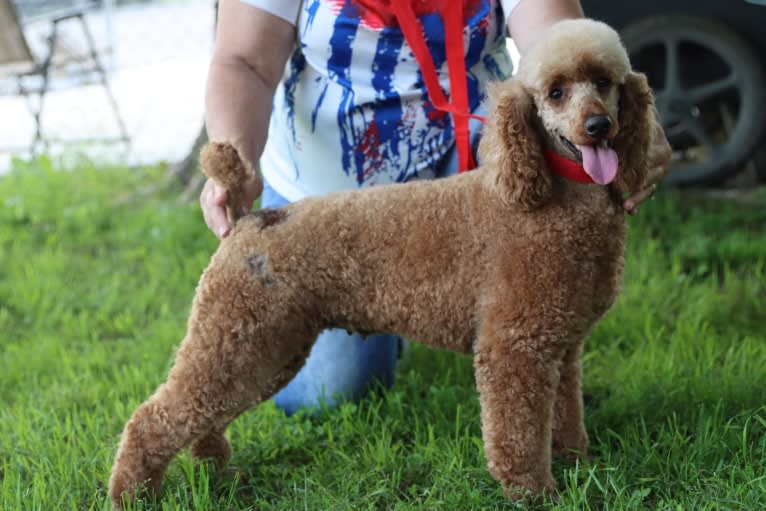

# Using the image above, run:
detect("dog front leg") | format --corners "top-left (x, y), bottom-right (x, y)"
top-left (552, 341), bottom-right (588, 461)
top-left (473, 332), bottom-right (561, 498)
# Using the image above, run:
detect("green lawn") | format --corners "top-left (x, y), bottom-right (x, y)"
top-left (1, 157), bottom-right (765, 510)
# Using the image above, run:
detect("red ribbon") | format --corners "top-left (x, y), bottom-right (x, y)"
top-left (390, 1), bottom-right (485, 173)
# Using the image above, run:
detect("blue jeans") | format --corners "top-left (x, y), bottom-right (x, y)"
top-left (266, 109), bottom-right (487, 415)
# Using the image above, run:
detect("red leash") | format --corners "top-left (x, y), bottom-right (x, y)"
top-left (390, 1), bottom-right (485, 173)
top-left (389, 2), bottom-right (592, 182)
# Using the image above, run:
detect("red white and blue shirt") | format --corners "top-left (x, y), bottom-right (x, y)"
top-left (241, 0), bottom-right (518, 200)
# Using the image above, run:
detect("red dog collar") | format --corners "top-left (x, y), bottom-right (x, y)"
top-left (543, 148), bottom-right (596, 184)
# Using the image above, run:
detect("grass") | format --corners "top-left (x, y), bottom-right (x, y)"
top-left (1, 156), bottom-right (765, 510)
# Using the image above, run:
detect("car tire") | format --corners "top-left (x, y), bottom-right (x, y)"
top-left (621, 15), bottom-right (766, 186)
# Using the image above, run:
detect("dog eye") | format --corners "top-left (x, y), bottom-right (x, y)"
top-left (595, 77), bottom-right (611, 89)
top-left (548, 88), bottom-right (563, 100)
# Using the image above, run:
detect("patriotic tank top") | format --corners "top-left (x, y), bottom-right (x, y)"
top-left (254, 0), bottom-right (516, 201)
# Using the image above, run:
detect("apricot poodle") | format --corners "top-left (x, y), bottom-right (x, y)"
top-left (109, 19), bottom-right (654, 507)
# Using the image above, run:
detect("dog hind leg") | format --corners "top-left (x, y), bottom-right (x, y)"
top-left (189, 348), bottom-right (314, 465)
top-left (109, 332), bottom-right (313, 509)
top-left (190, 426), bottom-right (232, 465)
top-left (109, 255), bottom-right (317, 509)
top-left (108, 375), bottom-right (218, 508)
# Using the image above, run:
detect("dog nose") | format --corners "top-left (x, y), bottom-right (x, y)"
top-left (584, 115), bottom-right (612, 138)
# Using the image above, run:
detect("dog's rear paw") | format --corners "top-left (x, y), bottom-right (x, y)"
top-left (191, 431), bottom-right (232, 467)
top-left (109, 467), bottom-right (162, 511)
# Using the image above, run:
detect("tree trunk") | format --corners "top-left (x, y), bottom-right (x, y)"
top-left (171, 126), bottom-right (208, 203)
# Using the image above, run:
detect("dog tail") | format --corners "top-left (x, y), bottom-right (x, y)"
top-left (200, 141), bottom-right (257, 224)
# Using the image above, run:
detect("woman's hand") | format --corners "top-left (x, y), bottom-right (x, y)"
top-left (623, 119), bottom-right (673, 215)
top-left (200, 173), bottom-right (262, 239)
top-left (202, 1), bottom-right (294, 238)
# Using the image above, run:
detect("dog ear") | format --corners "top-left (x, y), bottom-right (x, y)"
top-left (612, 71), bottom-right (654, 195)
top-left (478, 79), bottom-right (551, 209)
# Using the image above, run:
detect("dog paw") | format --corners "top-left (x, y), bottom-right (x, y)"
top-left (190, 431), bottom-right (232, 467)
top-left (552, 431), bottom-right (589, 462)
top-left (553, 446), bottom-right (590, 463)
top-left (109, 468), bottom-right (162, 511)
top-left (502, 471), bottom-right (557, 501)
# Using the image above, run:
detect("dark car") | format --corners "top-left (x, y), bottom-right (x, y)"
top-left (581, 0), bottom-right (766, 185)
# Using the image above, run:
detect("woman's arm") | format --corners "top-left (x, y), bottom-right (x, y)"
top-left (201, 0), bottom-right (295, 238)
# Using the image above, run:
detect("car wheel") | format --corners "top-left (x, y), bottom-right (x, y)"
top-left (621, 15), bottom-right (766, 185)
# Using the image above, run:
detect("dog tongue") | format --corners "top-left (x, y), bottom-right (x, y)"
top-left (576, 144), bottom-right (618, 185)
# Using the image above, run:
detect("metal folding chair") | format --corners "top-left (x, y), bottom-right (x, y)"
top-left (0, 0), bottom-right (129, 153)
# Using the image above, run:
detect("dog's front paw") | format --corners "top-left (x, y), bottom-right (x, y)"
top-left (502, 471), bottom-right (557, 501)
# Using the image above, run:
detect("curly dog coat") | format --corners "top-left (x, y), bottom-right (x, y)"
top-left (109, 19), bottom-right (655, 506)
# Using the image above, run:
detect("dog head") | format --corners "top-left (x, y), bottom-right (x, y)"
top-left (479, 19), bottom-right (654, 209)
